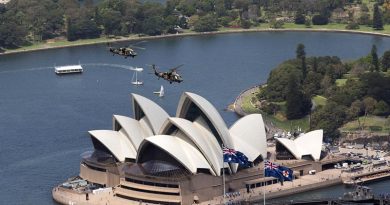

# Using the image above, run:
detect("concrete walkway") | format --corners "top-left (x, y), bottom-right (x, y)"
top-left (201, 169), bottom-right (343, 205)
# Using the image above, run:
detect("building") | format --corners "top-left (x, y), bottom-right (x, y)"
top-left (275, 130), bottom-right (324, 161)
top-left (53, 92), bottom-right (324, 205)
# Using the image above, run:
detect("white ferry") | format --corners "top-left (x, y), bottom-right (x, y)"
top-left (55, 65), bottom-right (83, 74)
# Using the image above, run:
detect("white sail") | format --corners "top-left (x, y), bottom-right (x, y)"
top-left (131, 67), bottom-right (143, 85)
top-left (159, 85), bottom-right (164, 97)
top-left (153, 85), bottom-right (164, 97)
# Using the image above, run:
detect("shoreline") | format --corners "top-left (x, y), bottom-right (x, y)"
top-left (2, 28), bottom-right (390, 56)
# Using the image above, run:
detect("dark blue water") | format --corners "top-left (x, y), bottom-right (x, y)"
top-left (0, 32), bottom-right (389, 204)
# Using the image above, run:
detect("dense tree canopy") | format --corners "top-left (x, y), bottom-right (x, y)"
top-left (1, 0), bottom-right (388, 49)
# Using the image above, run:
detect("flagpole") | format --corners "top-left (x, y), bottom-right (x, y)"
top-left (263, 160), bottom-right (266, 205)
top-left (222, 144), bottom-right (225, 205)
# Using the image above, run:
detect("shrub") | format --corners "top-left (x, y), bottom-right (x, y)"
top-left (312, 14), bottom-right (329, 25)
top-left (345, 22), bottom-right (360, 30)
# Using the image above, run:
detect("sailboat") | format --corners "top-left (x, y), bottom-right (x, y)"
top-left (130, 67), bottom-right (143, 85)
top-left (153, 85), bottom-right (164, 97)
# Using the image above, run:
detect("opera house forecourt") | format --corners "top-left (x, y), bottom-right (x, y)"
top-left (52, 92), bottom-right (326, 205)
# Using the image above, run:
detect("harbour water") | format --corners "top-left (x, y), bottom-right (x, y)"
top-left (0, 32), bottom-right (389, 204)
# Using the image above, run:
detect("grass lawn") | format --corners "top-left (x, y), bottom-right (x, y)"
top-left (263, 114), bottom-right (310, 131)
top-left (336, 79), bottom-right (348, 87)
top-left (313, 95), bottom-right (327, 107)
top-left (241, 91), bottom-right (310, 131)
top-left (340, 115), bottom-right (390, 134)
top-left (241, 93), bottom-right (261, 114)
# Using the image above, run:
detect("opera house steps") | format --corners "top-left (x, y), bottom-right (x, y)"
top-left (114, 187), bottom-right (181, 204)
top-left (119, 178), bottom-right (181, 194)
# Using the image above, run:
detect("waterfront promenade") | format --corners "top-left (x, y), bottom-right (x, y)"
top-left (201, 147), bottom-right (390, 205)
top-left (201, 169), bottom-right (343, 205)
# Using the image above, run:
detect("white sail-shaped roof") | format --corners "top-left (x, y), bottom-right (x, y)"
top-left (89, 130), bottom-right (137, 162)
top-left (161, 117), bottom-right (224, 176)
top-left (176, 92), bottom-right (233, 148)
top-left (131, 93), bottom-right (169, 134)
top-left (89, 92), bottom-right (271, 176)
top-left (229, 114), bottom-right (267, 162)
top-left (137, 135), bottom-right (215, 175)
top-left (113, 115), bottom-right (153, 150)
top-left (275, 130), bottom-right (323, 161)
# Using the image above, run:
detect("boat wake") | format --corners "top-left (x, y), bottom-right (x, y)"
top-left (82, 63), bottom-right (137, 70)
top-left (0, 63), bottom-right (137, 75)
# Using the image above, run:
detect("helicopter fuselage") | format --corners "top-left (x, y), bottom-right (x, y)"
top-left (109, 48), bottom-right (137, 58)
top-left (152, 66), bottom-right (183, 84)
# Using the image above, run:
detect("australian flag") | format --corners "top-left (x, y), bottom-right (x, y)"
top-left (264, 160), bottom-right (293, 181)
top-left (223, 146), bottom-right (250, 167)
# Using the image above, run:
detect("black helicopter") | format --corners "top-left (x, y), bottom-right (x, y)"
top-left (150, 64), bottom-right (184, 84)
top-left (107, 41), bottom-right (145, 58)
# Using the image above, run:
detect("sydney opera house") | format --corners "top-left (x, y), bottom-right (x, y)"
top-left (53, 92), bottom-right (325, 205)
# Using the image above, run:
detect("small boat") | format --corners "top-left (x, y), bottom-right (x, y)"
top-left (55, 65), bottom-right (83, 74)
top-left (153, 85), bottom-right (164, 97)
top-left (130, 67), bottom-right (143, 85)
top-left (342, 185), bottom-right (374, 201)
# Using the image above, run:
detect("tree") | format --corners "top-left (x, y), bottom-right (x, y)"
top-left (286, 74), bottom-right (312, 119)
top-left (312, 14), bottom-right (328, 25)
top-left (373, 3), bottom-right (384, 30)
top-left (362, 96), bottom-right (377, 129)
top-left (294, 9), bottom-right (306, 24)
top-left (311, 101), bottom-right (346, 139)
top-left (381, 50), bottom-right (390, 72)
top-left (296, 43), bottom-right (307, 80)
top-left (305, 18), bottom-right (312, 28)
top-left (347, 100), bottom-right (363, 130)
top-left (0, 12), bottom-right (28, 48)
top-left (370, 45), bottom-right (379, 72)
top-left (269, 19), bottom-right (284, 29)
top-left (99, 8), bottom-right (122, 35)
top-left (374, 100), bottom-right (390, 116)
top-left (143, 16), bottom-right (164, 35)
top-left (193, 14), bottom-right (218, 32)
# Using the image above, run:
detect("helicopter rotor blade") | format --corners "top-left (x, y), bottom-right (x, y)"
top-left (169, 64), bottom-right (184, 72)
top-left (130, 40), bottom-right (147, 46)
top-left (130, 45), bottom-right (145, 50)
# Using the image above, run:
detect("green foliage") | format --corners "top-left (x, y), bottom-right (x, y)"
top-left (296, 43), bottom-right (307, 80)
top-left (360, 72), bottom-right (390, 104)
top-left (285, 74), bottom-right (312, 119)
top-left (240, 19), bottom-right (252, 29)
top-left (262, 103), bottom-right (281, 115)
top-left (305, 18), bottom-right (312, 28)
top-left (370, 45), bottom-right (379, 72)
top-left (330, 79), bottom-right (365, 106)
top-left (67, 18), bottom-right (101, 41)
top-left (358, 12), bottom-right (371, 25)
top-left (373, 3), bottom-right (384, 30)
top-left (381, 50), bottom-right (390, 72)
top-left (143, 16), bottom-right (164, 36)
top-left (218, 16), bottom-right (233, 27)
top-left (269, 19), bottom-right (284, 29)
top-left (311, 101), bottom-right (346, 138)
top-left (262, 59), bottom-right (302, 101)
top-left (374, 100), bottom-right (390, 116)
top-left (193, 14), bottom-right (218, 32)
top-left (294, 10), bottom-right (306, 24)
top-left (0, 12), bottom-right (28, 48)
top-left (345, 21), bottom-right (360, 30)
top-left (312, 14), bottom-right (329, 25)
